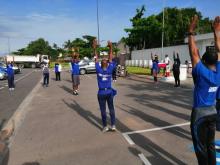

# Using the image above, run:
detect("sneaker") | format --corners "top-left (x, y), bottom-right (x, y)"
top-left (111, 125), bottom-right (116, 131)
top-left (102, 127), bottom-right (109, 133)
top-left (73, 91), bottom-right (77, 95)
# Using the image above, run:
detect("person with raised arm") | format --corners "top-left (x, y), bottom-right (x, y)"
top-left (93, 39), bottom-right (117, 133)
top-left (71, 48), bottom-right (80, 95)
top-left (172, 52), bottom-right (181, 87)
top-left (189, 15), bottom-right (220, 165)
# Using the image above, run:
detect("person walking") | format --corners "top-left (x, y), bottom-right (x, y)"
top-left (188, 15), bottom-right (220, 165)
top-left (54, 63), bottom-right (62, 81)
top-left (6, 62), bottom-right (15, 91)
top-left (173, 52), bottom-right (181, 87)
top-left (43, 64), bottom-right (50, 87)
top-left (71, 49), bottom-right (80, 95)
top-left (93, 39), bottom-right (117, 133)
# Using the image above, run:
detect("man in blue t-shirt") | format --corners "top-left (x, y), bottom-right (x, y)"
top-left (7, 62), bottom-right (15, 91)
top-left (71, 50), bottom-right (80, 95)
top-left (54, 63), bottom-right (61, 81)
top-left (188, 15), bottom-right (220, 165)
top-left (151, 53), bottom-right (159, 83)
top-left (93, 39), bottom-right (117, 133)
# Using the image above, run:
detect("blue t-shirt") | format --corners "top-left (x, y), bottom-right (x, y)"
top-left (96, 62), bottom-right (114, 95)
top-left (71, 62), bottom-right (80, 75)
top-left (7, 64), bottom-right (14, 77)
top-left (55, 64), bottom-right (59, 73)
top-left (192, 61), bottom-right (220, 108)
top-left (152, 60), bottom-right (159, 71)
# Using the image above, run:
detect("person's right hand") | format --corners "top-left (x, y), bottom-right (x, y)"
top-left (93, 39), bottom-right (97, 49)
top-left (188, 15), bottom-right (198, 33)
top-left (213, 16), bottom-right (220, 52)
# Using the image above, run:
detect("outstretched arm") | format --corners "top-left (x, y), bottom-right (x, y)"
top-left (93, 39), bottom-right (98, 63)
top-left (188, 15), bottom-right (200, 68)
top-left (108, 41), bottom-right (113, 62)
top-left (213, 16), bottom-right (220, 61)
top-left (173, 51), bottom-right (176, 60)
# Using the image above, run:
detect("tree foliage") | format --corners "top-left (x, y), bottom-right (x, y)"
top-left (124, 7), bottom-right (213, 50)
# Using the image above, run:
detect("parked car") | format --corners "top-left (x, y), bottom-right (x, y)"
top-left (0, 68), bottom-right (7, 80)
top-left (79, 59), bottom-right (96, 75)
top-left (0, 62), bottom-right (21, 74)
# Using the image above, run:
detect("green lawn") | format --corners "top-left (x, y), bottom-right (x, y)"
top-left (127, 66), bottom-right (151, 75)
top-left (50, 62), bottom-right (70, 69)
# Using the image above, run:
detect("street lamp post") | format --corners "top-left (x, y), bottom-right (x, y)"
top-left (96, 0), bottom-right (100, 45)
top-left (161, 0), bottom-right (165, 61)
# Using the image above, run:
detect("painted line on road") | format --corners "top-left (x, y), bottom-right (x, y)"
top-left (15, 70), bottom-right (35, 82)
top-left (138, 153), bottom-right (152, 165)
top-left (0, 70), bottom-right (35, 91)
top-left (124, 122), bottom-right (190, 135)
top-left (122, 133), bottom-right (135, 145)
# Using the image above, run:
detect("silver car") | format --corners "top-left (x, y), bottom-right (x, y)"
top-left (79, 59), bottom-right (96, 75)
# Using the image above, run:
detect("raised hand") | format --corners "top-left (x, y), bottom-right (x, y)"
top-left (213, 16), bottom-right (220, 52)
top-left (93, 39), bottom-right (98, 49)
top-left (188, 15), bottom-right (198, 33)
top-left (107, 40), bottom-right (112, 48)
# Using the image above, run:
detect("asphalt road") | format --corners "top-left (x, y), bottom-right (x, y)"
top-left (0, 69), bottom-right (42, 128)
top-left (7, 71), bottom-right (220, 165)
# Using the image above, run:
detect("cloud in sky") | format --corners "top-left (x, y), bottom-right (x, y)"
top-left (0, 0), bottom-right (219, 55)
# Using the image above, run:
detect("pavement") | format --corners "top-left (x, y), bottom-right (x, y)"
top-left (0, 69), bottom-right (42, 127)
top-left (4, 71), bottom-right (220, 165)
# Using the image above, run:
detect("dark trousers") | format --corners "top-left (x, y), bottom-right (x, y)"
top-left (173, 71), bottom-right (180, 86)
top-left (112, 69), bottom-right (117, 80)
top-left (98, 93), bottom-right (116, 127)
top-left (191, 111), bottom-right (216, 165)
top-left (55, 72), bottom-right (61, 81)
top-left (8, 76), bottom-right (15, 88)
top-left (43, 73), bottom-right (49, 85)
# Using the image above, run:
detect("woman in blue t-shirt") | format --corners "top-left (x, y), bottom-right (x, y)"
top-left (151, 53), bottom-right (159, 83)
top-left (188, 15), bottom-right (220, 165)
top-left (93, 39), bottom-right (117, 133)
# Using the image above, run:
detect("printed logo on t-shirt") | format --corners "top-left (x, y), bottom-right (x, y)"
top-left (98, 73), bottom-right (110, 81)
top-left (208, 87), bottom-right (218, 92)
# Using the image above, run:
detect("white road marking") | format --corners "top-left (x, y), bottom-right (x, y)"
top-left (122, 133), bottom-right (135, 145)
top-left (124, 122), bottom-right (190, 135)
top-left (15, 70), bottom-right (35, 82)
top-left (138, 153), bottom-right (152, 165)
top-left (0, 70), bottom-right (35, 91)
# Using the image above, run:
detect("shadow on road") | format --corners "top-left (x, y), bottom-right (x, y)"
top-left (62, 99), bottom-right (103, 130)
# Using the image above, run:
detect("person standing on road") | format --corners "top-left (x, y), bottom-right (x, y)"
top-left (112, 56), bottom-right (118, 82)
top-left (151, 54), bottom-right (159, 83)
top-left (164, 54), bottom-right (171, 77)
top-left (54, 63), bottom-right (62, 81)
top-left (172, 52), bottom-right (181, 87)
top-left (71, 49), bottom-right (80, 95)
top-left (188, 15), bottom-right (220, 165)
top-left (6, 62), bottom-right (15, 91)
top-left (93, 39), bottom-right (117, 133)
top-left (43, 64), bottom-right (50, 87)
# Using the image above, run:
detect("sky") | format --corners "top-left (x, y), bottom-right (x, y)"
top-left (0, 0), bottom-right (220, 55)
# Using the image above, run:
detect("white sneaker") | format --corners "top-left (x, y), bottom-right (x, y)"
top-left (111, 125), bottom-right (116, 131)
top-left (102, 127), bottom-right (109, 133)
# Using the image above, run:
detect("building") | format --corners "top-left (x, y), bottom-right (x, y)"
top-left (131, 33), bottom-right (215, 63)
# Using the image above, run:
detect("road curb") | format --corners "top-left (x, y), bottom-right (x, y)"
top-left (2, 78), bottom-right (42, 146)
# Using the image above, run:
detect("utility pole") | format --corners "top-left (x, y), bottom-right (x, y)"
top-left (161, 0), bottom-right (165, 61)
top-left (8, 37), bottom-right (11, 55)
top-left (96, 0), bottom-right (100, 45)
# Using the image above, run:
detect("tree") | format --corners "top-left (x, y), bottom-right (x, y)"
top-left (124, 6), bottom-right (213, 50)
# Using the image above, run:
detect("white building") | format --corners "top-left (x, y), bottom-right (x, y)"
top-left (131, 33), bottom-right (215, 63)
